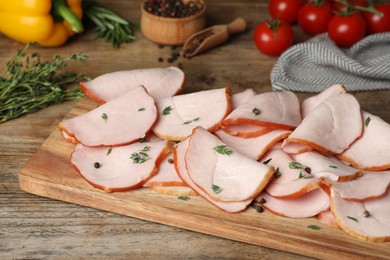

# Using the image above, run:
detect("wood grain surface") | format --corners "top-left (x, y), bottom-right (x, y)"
top-left (1, 0), bottom-right (390, 259)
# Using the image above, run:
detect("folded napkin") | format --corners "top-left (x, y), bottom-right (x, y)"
top-left (271, 32), bottom-right (390, 92)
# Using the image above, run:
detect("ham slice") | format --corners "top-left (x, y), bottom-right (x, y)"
top-left (71, 140), bottom-right (171, 192)
top-left (59, 85), bottom-right (157, 147)
top-left (338, 112), bottom-right (390, 171)
top-left (231, 88), bottom-right (256, 109)
top-left (330, 189), bottom-right (390, 242)
top-left (282, 142), bottom-right (312, 155)
top-left (322, 171), bottom-right (390, 201)
top-left (285, 93), bottom-right (363, 155)
top-left (80, 66), bottom-right (185, 103)
top-left (222, 124), bottom-right (272, 138)
top-left (317, 210), bottom-right (339, 228)
top-left (301, 84), bottom-right (347, 118)
top-left (261, 149), bottom-right (320, 199)
top-left (222, 91), bottom-right (301, 130)
top-left (255, 188), bottom-right (330, 218)
top-left (153, 88), bottom-right (231, 141)
top-left (185, 127), bottom-right (275, 202)
top-left (174, 137), bottom-right (252, 213)
top-left (215, 129), bottom-right (291, 160)
top-left (293, 151), bottom-right (362, 182)
top-left (150, 186), bottom-right (198, 196)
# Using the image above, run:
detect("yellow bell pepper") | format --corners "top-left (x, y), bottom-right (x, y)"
top-left (0, 0), bottom-right (84, 47)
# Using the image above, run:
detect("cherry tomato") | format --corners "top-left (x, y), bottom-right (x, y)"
top-left (328, 13), bottom-right (367, 47)
top-left (269, 0), bottom-right (304, 24)
top-left (363, 4), bottom-right (390, 34)
top-left (253, 19), bottom-right (294, 56)
top-left (332, 0), bottom-right (367, 13)
top-left (298, 0), bottom-right (333, 36)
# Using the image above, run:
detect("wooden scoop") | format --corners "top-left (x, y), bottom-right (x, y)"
top-left (182, 17), bottom-right (247, 58)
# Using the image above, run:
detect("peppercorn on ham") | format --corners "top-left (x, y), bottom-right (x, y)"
top-left (80, 67), bottom-right (185, 103)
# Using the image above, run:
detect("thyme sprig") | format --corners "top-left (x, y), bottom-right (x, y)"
top-left (214, 145), bottom-right (233, 156)
top-left (130, 146), bottom-right (151, 164)
top-left (0, 44), bottom-right (87, 123)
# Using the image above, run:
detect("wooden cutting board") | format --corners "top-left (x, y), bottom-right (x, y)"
top-left (19, 97), bottom-right (390, 259)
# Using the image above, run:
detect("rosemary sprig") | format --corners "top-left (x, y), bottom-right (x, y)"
top-left (0, 44), bottom-right (87, 123)
top-left (82, 0), bottom-right (136, 48)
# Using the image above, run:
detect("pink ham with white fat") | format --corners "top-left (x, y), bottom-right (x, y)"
top-left (338, 111), bottom-right (390, 171)
top-left (174, 138), bottom-right (252, 213)
top-left (331, 189), bottom-right (390, 242)
top-left (285, 93), bottom-right (363, 155)
top-left (71, 140), bottom-right (171, 192)
top-left (153, 88), bottom-right (231, 141)
top-left (222, 124), bottom-right (272, 138)
top-left (255, 188), bottom-right (330, 218)
top-left (185, 127), bottom-right (274, 202)
top-left (231, 88), bottom-right (256, 109)
top-left (59, 85), bottom-right (157, 147)
top-left (80, 66), bottom-right (185, 103)
top-left (222, 91), bottom-right (301, 130)
top-left (215, 129), bottom-right (291, 160)
top-left (293, 151), bottom-right (362, 181)
top-left (261, 149), bottom-right (320, 199)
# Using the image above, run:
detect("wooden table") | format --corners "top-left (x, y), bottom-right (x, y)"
top-left (1, 1), bottom-right (389, 259)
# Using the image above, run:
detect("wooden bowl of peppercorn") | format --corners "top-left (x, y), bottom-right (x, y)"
top-left (141, 0), bottom-right (206, 46)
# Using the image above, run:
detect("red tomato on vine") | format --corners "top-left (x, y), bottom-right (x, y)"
top-left (298, 0), bottom-right (333, 36)
top-left (363, 3), bottom-right (390, 34)
top-left (268, 0), bottom-right (304, 24)
top-left (328, 12), bottom-right (367, 47)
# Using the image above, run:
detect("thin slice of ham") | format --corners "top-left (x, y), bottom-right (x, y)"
top-left (255, 188), bottom-right (330, 218)
top-left (71, 140), bottom-right (171, 192)
top-left (222, 124), bottom-right (273, 138)
top-left (185, 127), bottom-right (275, 202)
top-left (285, 93), bottom-right (363, 155)
top-left (330, 189), bottom-right (390, 242)
top-left (322, 171), bottom-right (390, 201)
top-left (317, 210), bottom-right (339, 228)
top-left (153, 88), bottom-right (231, 141)
top-left (222, 91), bottom-right (301, 130)
top-left (144, 152), bottom-right (186, 187)
top-left (338, 111), bottom-right (390, 171)
top-left (293, 151), bottom-right (362, 182)
top-left (231, 88), bottom-right (256, 109)
top-left (215, 129), bottom-right (291, 160)
top-left (261, 149), bottom-right (320, 199)
top-left (174, 137), bottom-right (252, 213)
top-left (80, 66), bottom-right (185, 103)
top-left (282, 142), bottom-right (312, 155)
top-left (150, 186), bottom-right (197, 196)
top-left (301, 84), bottom-right (347, 118)
top-left (59, 85), bottom-right (157, 147)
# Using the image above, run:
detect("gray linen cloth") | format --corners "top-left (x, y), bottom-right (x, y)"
top-left (271, 32), bottom-right (390, 92)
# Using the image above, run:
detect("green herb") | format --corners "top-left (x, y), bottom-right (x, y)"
top-left (82, 0), bottom-right (136, 48)
top-left (307, 225), bottom-right (321, 230)
top-left (289, 162), bottom-right (311, 173)
top-left (178, 196), bottom-right (190, 201)
top-left (329, 165), bottom-right (338, 169)
top-left (252, 107), bottom-right (261, 116)
top-left (0, 44), bottom-right (87, 123)
top-left (213, 145), bottom-right (233, 156)
top-left (347, 216), bottom-right (359, 223)
top-left (101, 113), bottom-right (108, 123)
top-left (211, 184), bottom-right (223, 194)
top-left (365, 117), bottom-right (371, 127)
top-left (141, 146), bottom-right (151, 152)
top-left (183, 117), bottom-right (200, 125)
top-left (162, 106), bottom-right (172, 115)
top-left (107, 147), bottom-right (112, 156)
top-left (130, 146), bottom-right (151, 164)
top-left (263, 158), bottom-right (272, 165)
top-left (138, 107), bottom-right (145, 111)
top-left (294, 171), bottom-right (314, 181)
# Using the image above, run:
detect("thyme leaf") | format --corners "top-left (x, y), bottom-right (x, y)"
top-left (294, 171), bottom-right (314, 181)
top-left (211, 184), bottom-right (223, 194)
top-left (183, 117), bottom-right (200, 125)
top-left (347, 216), bottom-right (359, 223)
top-left (107, 147), bottom-right (112, 156)
top-left (307, 225), bottom-right (321, 230)
top-left (364, 117), bottom-right (371, 127)
top-left (252, 107), bottom-right (261, 116)
top-left (138, 107), bottom-right (145, 111)
top-left (101, 113), bottom-right (108, 123)
top-left (130, 146), bottom-right (151, 164)
top-left (178, 196), bottom-right (190, 201)
top-left (289, 161), bottom-right (311, 173)
top-left (162, 106), bottom-right (172, 115)
top-left (262, 158), bottom-right (272, 165)
top-left (213, 145), bottom-right (233, 156)
top-left (329, 165), bottom-right (338, 169)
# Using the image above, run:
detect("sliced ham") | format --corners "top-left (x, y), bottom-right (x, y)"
top-left (215, 129), bottom-right (291, 160)
top-left (261, 149), bottom-right (320, 199)
top-left (71, 140), bottom-right (171, 192)
top-left (174, 137), bottom-right (252, 213)
top-left (222, 91), bottom-right (301, 130)
top-left (80, 66), bottom-right (185, 103)
top-left (59, 85), bottom-right (157, 147)
top-left (317, 210), bottom-right (339, 228)
top-left (61, 130), bottom-right (77, 144)
top-left (284, 93), bottom-right (363, 155)
top-left (222, 124), bottom-right (272, 138)
top-left (150, 186), bottom-right (198, 196)
top-left (282, 142), bottom-right (312, 155)
top-left (153, 88), bottom-right (231, 141)
top-left (301, 84), bottom-right (347, 118)
top-left (144, 152), bottom-right (186, 187)
top-left (293, 151), bottom-right (362, 182)
top-left (322, 171), bottom-right (390, 201)
top-left (231, 88), bottom-right (256, 109)
top-left (330, 189), bottom-right (390, 242)
top-left (255, 188), bottom-right (330, 218)
top-left (338, 111), bottom-right (390, 171)
top-left (185, 127), bottom-right (275, 202)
